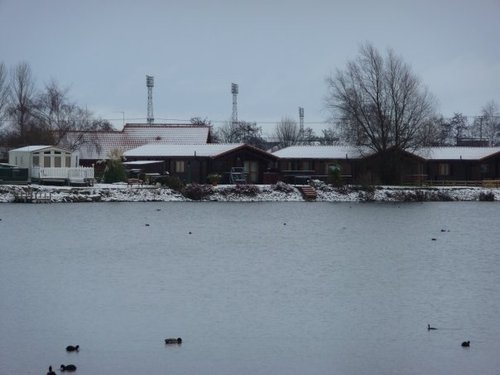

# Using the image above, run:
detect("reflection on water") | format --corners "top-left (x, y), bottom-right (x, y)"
top-left (1, 202), bottom-right (500, 374)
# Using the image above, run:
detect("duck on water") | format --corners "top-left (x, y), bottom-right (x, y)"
top-left (60, 364), bottom-right (77, 372)
top-left (165, 337), bottom-right (183, 344)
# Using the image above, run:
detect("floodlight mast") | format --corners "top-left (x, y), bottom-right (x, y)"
top-left (299, 107), bottom-right (304, 130)
top-left (146, 75), bottom-right (154, 124)
top-left (231, 83), bottom-right (238, 126)
top-left (299, 107), bottom-right (304, 141)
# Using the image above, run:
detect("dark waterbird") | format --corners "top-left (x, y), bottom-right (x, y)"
top-left (427, 324), bottom-right (437, 330)
top-left (66, 345), bottom-right (79, 352)
top-left (60, 364), bottom-right (77, 371)
top-left (165, 337), bottom-right (183, 344)
top-left (47, 365), bottom-right (56, 375)
top-left (461, 341), bottom-right (470, 347)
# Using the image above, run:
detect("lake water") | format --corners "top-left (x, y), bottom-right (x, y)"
top-left (1, 202), bottom-right (500, 375)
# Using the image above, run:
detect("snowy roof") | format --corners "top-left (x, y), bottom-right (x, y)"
top-left (272, 145), bottom-right (363, 159)
top-left (9, 145), bottom-right (52, 152)
top-left (415, 147), bottom-right (500, 161)
top-left (122, 124), bottom-right (210, 143)
top-left (62, 124), bottom-right (211, 160)
top-left (122, 160), bottom-right (163, 165)
top-left (124, 143), bottom-right (246, 158)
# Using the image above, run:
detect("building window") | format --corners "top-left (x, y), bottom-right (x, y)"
top-left (438, 163), bottom-right (450, 176)
top-left (301, 160), bottom-right (312, 170)
top-left (44, 156), bottom-right (51, 167)
top-left (54, 156), bottom-right (61, 168)
top-left (33, 155), bottom-right (39, 167)
top-left (175, 160), bottom-right (185, 173)
top-left (66, 156), bottom-right (71, 167)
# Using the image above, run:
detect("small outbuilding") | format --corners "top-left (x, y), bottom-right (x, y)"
top-left (8, 145), bottom-right (94, 185)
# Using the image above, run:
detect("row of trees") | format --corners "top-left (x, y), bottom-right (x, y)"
top-left (0, 61), bottom-right (112, 149)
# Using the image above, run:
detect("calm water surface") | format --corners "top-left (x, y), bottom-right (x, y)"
top-left (1, 202), bottom-right (500, 375)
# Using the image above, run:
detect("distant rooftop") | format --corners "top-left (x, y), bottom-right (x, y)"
top-left (62, 123), bottom-right (211, 160)
top-left (124, 143), bottom-right (246, 158)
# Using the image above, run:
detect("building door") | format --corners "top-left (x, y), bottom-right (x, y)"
top-left (244, 161), bottom-right (259, 183)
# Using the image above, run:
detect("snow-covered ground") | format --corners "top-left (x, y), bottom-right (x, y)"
top-left (1, 181), bottom-right (499, 203)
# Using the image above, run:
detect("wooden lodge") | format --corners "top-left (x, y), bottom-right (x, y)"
top-left (123, 143), bottom-right (278, 184)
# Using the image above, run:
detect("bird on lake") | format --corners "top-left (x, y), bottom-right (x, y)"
top-left (60, 364), bottom-right (77, 372)
top-left (427, 324), bottom-right (437, 330)
top-left (66, 345), bottom-right (79, 352)
top-left (47, 365), bottom-right (56, 375)
top-left (461, 341), bottom-right (470, 347)
top-left (165, 337), bottom-right (183, 344)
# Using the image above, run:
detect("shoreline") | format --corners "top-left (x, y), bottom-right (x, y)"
top-left (1, 181), bottom-right (499, 203)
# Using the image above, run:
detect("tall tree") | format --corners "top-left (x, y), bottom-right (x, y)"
top-left (8, 62), bottom-right (37, 145)
top-left (325, 42), bottom-right (436, 183)
top-left (0, 62), bottom-right (10, 124)
top-left (318, 127), bottom-right (339, 145)
top-left (446, 113), bottom-right (469, 145)
top-left (215, 120), bottom-right (266, 149)
top-left (473, 101), bottom-right (500, 146)
top-left (274, 117), bottom-right (301, 148)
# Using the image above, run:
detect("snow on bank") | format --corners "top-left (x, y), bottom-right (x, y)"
top-left (1, 181), bottom-right (499, 203)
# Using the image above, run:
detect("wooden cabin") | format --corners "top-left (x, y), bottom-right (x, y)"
top-left (271, 145), bottom-right (362, 184)
top-left (123, 143), bottom-right (278, 184)
top-left (415, 147), bottom-right (500, 183)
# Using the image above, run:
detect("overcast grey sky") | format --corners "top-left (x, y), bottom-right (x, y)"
top-left (1, 0), bottom-right (499, 134)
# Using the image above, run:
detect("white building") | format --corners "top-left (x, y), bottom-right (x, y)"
top-left (8, 145), bottom-right (94, 185)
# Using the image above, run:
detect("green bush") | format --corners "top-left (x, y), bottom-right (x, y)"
top-left (103, 160), bottom-right (127, 183)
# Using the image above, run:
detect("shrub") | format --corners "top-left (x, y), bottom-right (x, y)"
top-left (103, 160), bottom-right (127, 183)
top-left (479, 191), bottom-right (495, 201)
top-left (182, 183), bottom-right (214, 200)
top-left (156, 175), bottom-right (185, 191)
top-left (272, 181), bottom-right (295, 193)
top-left (207, 173), bottom-right (222, 185)
top-left (232, 184), bottom-right (259, 196)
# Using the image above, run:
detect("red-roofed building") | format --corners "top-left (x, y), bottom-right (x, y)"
top-left (59, 124), bottom-right (213, 174)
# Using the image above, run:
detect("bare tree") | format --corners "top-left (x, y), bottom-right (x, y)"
top-left (0, 62), bottom-right (10, 124)
top-left (8, 62), bottom-right (37, 145)
top-left (325, 42), bottom-right (436, 183)
top-left (318, 127), bottom-right (339, 145)
top-left (274, 117), bottom-right (301, 148)
top-left (215, 120), bottom-right (265, 148)
top-left (472, 101), bottom-right (500, 146)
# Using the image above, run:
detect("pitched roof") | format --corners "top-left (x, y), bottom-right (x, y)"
top-left (272, 145), bottom-right (500, 162)
top-left (124, 143), bottom-right (246, 158)
top-left (415, 147), bottom-right (500, 160)
top-left (272, 145), bottom-right (363, 159)
top-left (62, 124), bottom-right (211, 160)
top-left (9, 145), bottom-right (53, 152)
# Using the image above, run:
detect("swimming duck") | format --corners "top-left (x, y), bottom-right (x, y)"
top-left (461, 341), bottom-right (470, 347)
top-left (66, 345), bottom-right (79, 352)
top-left (47, 365), bottom-right (56, 375)
top-left (427, 324), bottom-right (437, 330)
top-left (60, 364), bottom-right (77, 371)
top-left (165, 337), bottom-right (182, 344)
